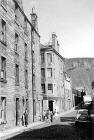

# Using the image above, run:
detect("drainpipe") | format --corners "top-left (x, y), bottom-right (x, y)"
top-left (30, 14), bottom-right (34, 122)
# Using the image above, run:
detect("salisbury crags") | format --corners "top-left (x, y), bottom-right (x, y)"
top-left (65, 58), bottom-right (94, 94)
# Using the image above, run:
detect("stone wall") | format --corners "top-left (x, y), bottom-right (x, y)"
top-left (0, 0), bottom-right (33, 130)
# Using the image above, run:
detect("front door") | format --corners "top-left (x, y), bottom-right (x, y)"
top-left (16, 98), bottom-right (20, 126)
top-left (49, 100), bottom-right (53, 111)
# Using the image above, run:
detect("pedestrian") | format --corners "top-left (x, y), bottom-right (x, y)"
top-left (53, 109), bottom-right (56, 119)
top-left (48, 110), bottom-right (51, 123)
top-left (45, 109), bottom-right (49, 122)
top-left (50, 111), bottom-right (53, 122)
top-left (24, 109), bottom-right (28, 127)
top-left (43, 110), bottom-right (46, 121)
top-left (22, 112), bottom-right (25, 126)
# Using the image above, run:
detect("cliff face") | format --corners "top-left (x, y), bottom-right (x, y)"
top-left (65, 58), bottom-right (94, 95)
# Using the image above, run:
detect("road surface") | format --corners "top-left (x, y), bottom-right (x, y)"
top-left (8, 110), bottom-right (93, 140)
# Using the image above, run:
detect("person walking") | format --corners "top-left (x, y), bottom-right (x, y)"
top-left (48, 110), bottom-right (51, 122)
top-left (45, 109), bottom-right (49, 122)
top-left (50, 111), bottom-right (53, 122)
top-left (22, 112), bottom-right (25, 126)
top-left (24, 109), bottom-right (28, 127)
top-left (43, 110), bottom-right (46, 121)
top-left (53, 109), bottom-right (57, 120)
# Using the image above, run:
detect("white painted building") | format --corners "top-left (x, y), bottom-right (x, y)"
top-left (40, 33), bottom-right (65, 113)
top-left (64, 72), bottom-right (74, 111)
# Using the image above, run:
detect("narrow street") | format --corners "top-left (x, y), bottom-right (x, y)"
top-left (8, 110), bottom-right (93, 140)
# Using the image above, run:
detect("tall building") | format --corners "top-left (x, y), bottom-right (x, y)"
top-left (31, 9), bottom-right (42, 122)
top-left (0, 0), bottom-right (41, 130)
top-left (64, 72), bottom-right (74, 111)
top-left (40, 33), bottom-right (65, 113)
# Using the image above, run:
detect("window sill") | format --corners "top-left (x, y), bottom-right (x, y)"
top-left (0, 78), bottom-right (7, 83)
top-left (47, 63), bottom-right (52, 66)
top-left (0, 40), bottom-right (7, 46)
top-left (15, 83), bottom-right (20, 86)
top-left (47, 77), bottom-right (52, 79)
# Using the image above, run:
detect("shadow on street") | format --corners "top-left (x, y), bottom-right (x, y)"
top-left (8, 121), bottom-right (93, 140)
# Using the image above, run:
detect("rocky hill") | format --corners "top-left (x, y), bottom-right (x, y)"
top-left (65, 58), bottom-right (94, 95)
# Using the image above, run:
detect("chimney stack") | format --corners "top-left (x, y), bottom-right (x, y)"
top-left (52, 33), bottom-right (59, 52)
top-left (31, 8), bottom-right (38, 31)
top-left (52, 32), bottom-right (57, 48)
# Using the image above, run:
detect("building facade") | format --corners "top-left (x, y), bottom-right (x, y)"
top-left (64, 72), bottom-right (74, 111)
top-left (0, 0), bottom-right (41, 130)
top-left (72, 87), bottom-right (86, 107)
top-left (31, 10), bottom-right (42, 122)
top-left (40, 33), bottom-right (65, 113)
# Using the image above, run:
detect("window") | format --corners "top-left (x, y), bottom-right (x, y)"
top-left (41, 68), bottom-right (45, 80)
top-left (15, 33), bottom-right (19, 52)
top-left (15, 2), bottom-right (19, 21)
top-left (34, 100), bottom-right (36, 116)
top-left (1, 19), bottom-right (6, 44)
top-left (41, 84), bottom-right (45, 94)
top-left (47, 53), bottom-right (52, 65)
top-left (47, 68), bottom-right (52, 78)
top-left (48, 84), bottom-right (53, 91)
top-left (25, 43), bottom-right (28, 61)
top-left (32, 50), bottom-right (35, 63)
top-left (26, 99), bottom-right (28, 113)
top-left (33, 74), bottom-right (35, 88)
top-left (1, 97), bottom-right (6, 122)
top-left (1, 56), bottom-right (6, 80)
top-left (24, 17), bottom-right (27, 30)
top-left (25, 69), bottom-right (28, 89)
top-left (22, 97), bottom-right (25, 107)
top-left (41, 53), bottom-right (45, 64)
top-left (15, 64), bottom-right (19, 85)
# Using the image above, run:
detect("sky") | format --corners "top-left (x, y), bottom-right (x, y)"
top-left (23, 0), bottom-right (94, 58)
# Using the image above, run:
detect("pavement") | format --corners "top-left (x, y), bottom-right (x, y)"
top-left (0, 107), bottom-right (76, 140)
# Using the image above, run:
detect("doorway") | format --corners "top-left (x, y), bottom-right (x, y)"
top-left (49, 100), bottom-right (53, 111)
top-left (16, 98), bottom-right (20, 126)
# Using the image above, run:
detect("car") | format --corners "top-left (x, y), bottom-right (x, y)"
top-left (75, 109), bottom-right (91, 125)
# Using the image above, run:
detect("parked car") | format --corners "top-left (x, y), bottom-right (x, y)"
top-left (75, 109), bottom-right (91, 125)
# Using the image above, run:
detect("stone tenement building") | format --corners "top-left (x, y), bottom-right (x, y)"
top-left (31, 9), bottom-right (42, 122)
top-left (0, 0), bottom-right (42, 130)
top-left (40, 33), bottom-right (65, 113)
top-left (64, 72), bottom-right (74, 111)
